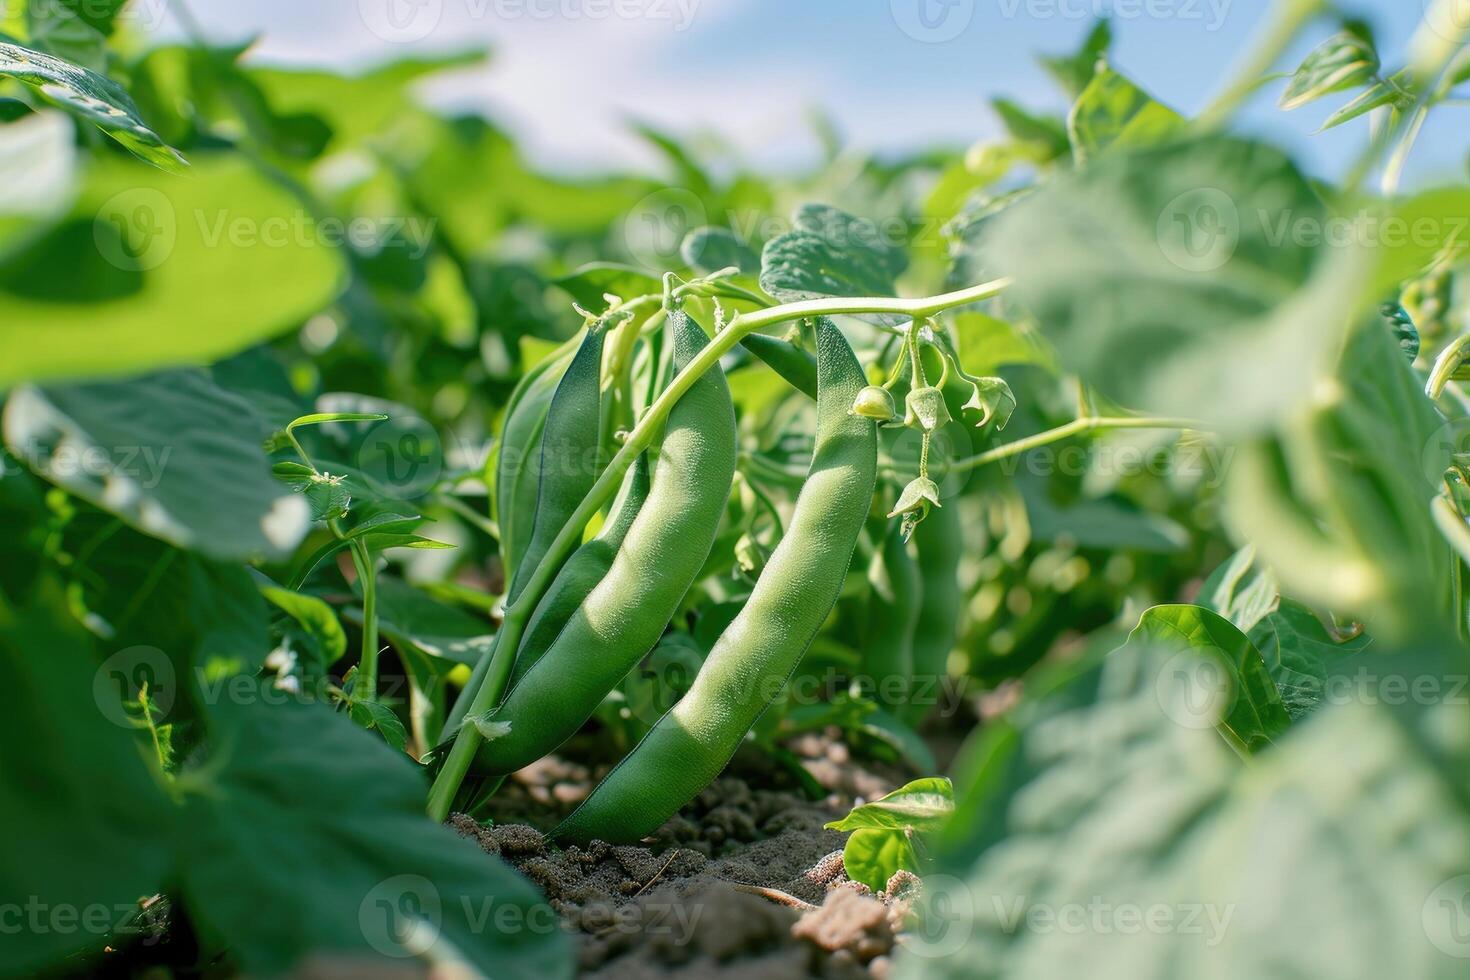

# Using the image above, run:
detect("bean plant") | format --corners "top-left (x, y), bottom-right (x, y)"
top-left (5, 0), bottom-right (1470, 977)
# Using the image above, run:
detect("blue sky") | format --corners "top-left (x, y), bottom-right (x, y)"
top-left (163, 0), bottom-right (1463, 187)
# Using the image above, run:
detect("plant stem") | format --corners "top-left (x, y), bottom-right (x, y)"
top-left (940, 416), bottom-right (1205, 474)
top-left (424, 277), bottom-right (1011, 820)
top-left (350, 540), bottom-right (380, 701)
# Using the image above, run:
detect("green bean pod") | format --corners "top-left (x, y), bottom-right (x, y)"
top-left (742, 332), bottom-right (818, 400)
top-left (903, 500), bottom-right (963, 725)
top-left (469, 311), bottom-right (737, 777)
top-left (509, 457), bottom-right (650, 685)
top-left (493, 338), bottom-right (579, 587)
top-left (865, 519), bottom-right (921, 712)
top-left (505, 327), bottom-right (606, 605)
top-left (554, 318), bottom-right (877, 845)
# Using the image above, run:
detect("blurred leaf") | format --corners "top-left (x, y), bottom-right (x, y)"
top-left (682, 225), bottom-right (759, 275)
top-left (371, 576), bottom-right (493, 667)
top-left (4, 370), bottom-right (309, 560)
top-left (178, 688), bottom-right (572, 977)
top-left (984, 135), bottom-right (1364, 432)
top-left (554, 262), bottom-right (658, 309)
top-left (990, 98), bottom-right (1070, 161)
top-left (0, 154), bottom-right (346, 387)
top-left (1197, 544), bottom-right (1279, 633)
top-left (0, 41), bottom-right (185, 170)
top-left (1040, 20), bottom-right (1112, 99)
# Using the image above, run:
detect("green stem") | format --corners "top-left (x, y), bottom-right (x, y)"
top-left (940, 416), bottom-right (1204, 474)
top-left (424, 277), bottom-right (1011, 820)
top-left (350, 540), bottom-right (380, 701)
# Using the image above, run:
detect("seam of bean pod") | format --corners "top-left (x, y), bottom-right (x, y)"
top-left (552, 317), bottom-right (877, 845)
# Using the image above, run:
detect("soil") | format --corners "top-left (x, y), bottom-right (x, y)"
top-left (449, 729), bottom-right (925, 979)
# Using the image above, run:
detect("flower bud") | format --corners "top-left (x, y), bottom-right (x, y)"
top-left (851, 385), bottom-right (898, 422)
top-left (904, 386), bottom-right (951, 432)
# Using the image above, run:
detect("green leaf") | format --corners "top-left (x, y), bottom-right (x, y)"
top-left (1040, 20), bottom-right (1112, 99)
top-left (1068, 65), bottom-right (1184, 164)
top-left (0, 110), bottom-right (78, 261)
top-left (349, 698), bottom-right (409, 752)
top-left (4, 370), bottom-right (310, 560)
top-left (0, 41), bottom-right (185, 170)
top-left (759, 204), bottom-right (909, 313)
top-left (0, 587), bottom-right (177, 974)
top-left (906, 642), bottom-right (1470, 979)
top-left (984, 134), bottom-right (1364, 432)
top-left (1197, 544), bottom-right (1279, 633)
top-left (258, 580), bottom-right (348, 665)
top-left (1248, 599), bottom-right (1371, 719)
top-left (370, 576), bottom-right (494, 667)
top-left (1279, 29), bottom-right (1379, 111)
top-left (1319, 70), bottom-right (1414, 130)
top-left (826, 776), bottom-right (955, 833)
top-left (178, 689), bottom-right (572, 978)
top-left (989, 98), bottom-right (1070, 161)
top-left (553, 262), bottom-right (659, 309)
top-left (0, 154), bottom-right (346, 387)
top-left (1122, 604), bottom-right (1291, 753)
top-left (842, 828), bottom-right (918, 892)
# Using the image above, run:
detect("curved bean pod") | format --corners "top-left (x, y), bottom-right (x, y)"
top-left (469, 311), bottom-right (737, 777)
top-left (554, 317), bottom-right (877, 844)
top-left (505, 327), bottom-right (606, 605)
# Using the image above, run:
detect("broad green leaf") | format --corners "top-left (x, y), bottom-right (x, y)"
top-left (984, 134), bottom-right (1366, 432)
top-left (0, 110), bottom-right (77, 260)
top-left (842, 828), bottom-right (918, 893)
top-left (0, 41), bottom-right (185, 170)
top-left (1068, 65), bottom-right (1184, 164)
top-left (1123, 604), bottom-right (1291, 753)
top-left (0, 588), bottom-right (177, 975)
top-left (1025, 491), bottom-right (1189, 554)
top-left (1279, 29), bottom-right (1379, 110)
top-left (951, 312), bottom-right (1052, 376)
top-left (349, 698), bottom-right (409, 752)
top-left (0, 154), bottom-right (346, 388)
top-left (1372, 188), bottom-right (1470, 294)
top-left (553, 262), bottom-right (659, 310)
top-left (4, 370), bottom-right (310, 560)
top-left (1248, 599), bottom-right (1371, 719)
top-left (178, 689), bottom-right (572, 978)
top-left (905, 642), bottom-right (1470, 979)
top-left (760, 203), bottom-right (909, 311)
top-left (826, 776), bottom-right (955, 833)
